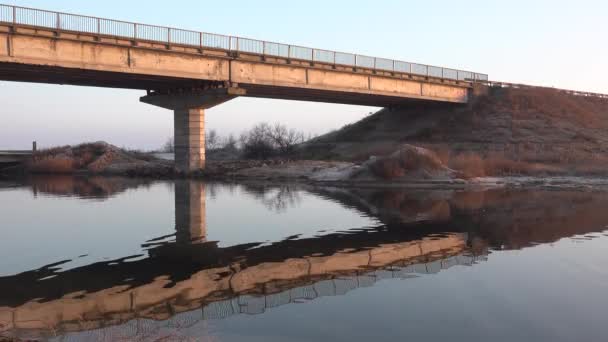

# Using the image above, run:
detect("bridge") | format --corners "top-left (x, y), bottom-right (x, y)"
top-left (0, 4), bottom-right (488, 172)
top-left (0, 150), bottom-right (31, 169)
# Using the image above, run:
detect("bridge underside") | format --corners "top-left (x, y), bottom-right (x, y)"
top-left (0, 25), bottom-right (474, 172)
top-left (0, 62), bottom-right (462, 107)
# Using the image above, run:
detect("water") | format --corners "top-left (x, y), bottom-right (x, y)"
top-left (1, 176), bottom-right (608, 341)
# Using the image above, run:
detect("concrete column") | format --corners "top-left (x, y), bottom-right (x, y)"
top-left (175, 180), bottom-right (206, 244)
top-left (140, 87), bottom-right (245, 173)
top-left (174, 107), bottom-right (205, 172)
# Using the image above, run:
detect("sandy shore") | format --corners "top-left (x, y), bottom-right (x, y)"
top-left (201, 159), bottom-right (608, 191)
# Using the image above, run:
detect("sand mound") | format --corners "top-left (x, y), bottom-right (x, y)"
top-left (28, 142), bottom-right (172, 176)
top-left (353, 144), bottom-right (456, 181)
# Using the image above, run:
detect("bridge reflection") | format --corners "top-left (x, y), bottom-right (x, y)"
top-left (2, 177), bottom-right (608, 340)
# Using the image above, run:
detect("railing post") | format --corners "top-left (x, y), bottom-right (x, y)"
top-left (200, 32), bottom-right (203, 50)
top-left (167, 27), bottom-right (171, 44)
top-left (133, 23), bottom-right (137, 40)
top-left (56, 12), bottom-right (60, 30)
top-left (97, 18), bottom-right (100, 35)
top-left (12, 6), bottom-right (16, 25)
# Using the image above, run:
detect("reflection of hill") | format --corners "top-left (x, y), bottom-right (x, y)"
top-left (6, 175), bottom-right (156, 199)
top-left (450, 190), bottom-right (608, 249)
top-left (313, 187), bottom-right (608, 250)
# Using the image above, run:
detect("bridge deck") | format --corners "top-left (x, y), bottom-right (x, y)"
top-left (0, 4), bottom-right (485, 106)
top-left (0, 4), bottom-right (487, 84)
top-left (0, 151), bottom-right (32, 164)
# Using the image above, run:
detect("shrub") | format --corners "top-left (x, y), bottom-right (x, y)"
top-left (240, 123), bottom-right (276, 159)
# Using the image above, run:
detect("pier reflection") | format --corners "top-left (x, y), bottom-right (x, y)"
top-left (2, 177), bottom-right (608, 340)
top-left (175, 180), bottom-right (206, 244)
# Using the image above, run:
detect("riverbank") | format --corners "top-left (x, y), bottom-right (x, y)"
top-left (4, 141), bottom-right (608, 191)
top-left (204, 161), bottom-right (608, 190)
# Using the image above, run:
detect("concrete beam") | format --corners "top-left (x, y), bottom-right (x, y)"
top-left (1, 29), bottom-right (472, 105)
top-left (139, 87), bottom-right (245, 110)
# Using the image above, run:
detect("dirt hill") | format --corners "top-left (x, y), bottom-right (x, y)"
top-left (301, 86), bottom-right (608, 177)
top-left (25, 142), bottom-right (173, 176)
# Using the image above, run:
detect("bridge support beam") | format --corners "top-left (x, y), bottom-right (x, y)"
top-left (140, 87), bottom-right (245, 172)
top-left (174, 108), bottom-right (206, 172)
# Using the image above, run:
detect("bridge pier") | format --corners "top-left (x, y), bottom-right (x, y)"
top-left (140, 88), bottom-right (245, 172)
top-left (174, 107), bottom-right (206, 172)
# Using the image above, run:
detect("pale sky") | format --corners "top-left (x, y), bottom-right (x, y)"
top-left (1, 0), bottom-right (607, 150)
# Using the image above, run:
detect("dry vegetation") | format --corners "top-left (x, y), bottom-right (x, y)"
top-left (27, 142), bottom-right (170, 176)
top-left (302, 86), bottom-right (608, 177)
top-left (365, 145), bottom-right (453, 180)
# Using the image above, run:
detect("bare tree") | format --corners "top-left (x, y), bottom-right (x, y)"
top-left (239, 122), bottom-right (307, 159)
top-left (223, 134), bottom-right (238, 151)
top-left (240, 122), bottom-right (275, 159)
top-left (161, 137), bottom-right (174, 153)
top-left (268, 123), bottom-right (305, 156)
top-left (206, 129), bottom-right (220, 151)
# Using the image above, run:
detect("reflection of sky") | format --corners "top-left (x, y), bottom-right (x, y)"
top-left (0, 182), bottom-right (377, 275)
top-left (206, 186), bottom-right (377, 248)
top-left (0, 185), bottom-right (174, 275)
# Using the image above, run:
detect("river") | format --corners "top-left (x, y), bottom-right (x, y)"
top-left (1, 176), bottom-right (607, 341)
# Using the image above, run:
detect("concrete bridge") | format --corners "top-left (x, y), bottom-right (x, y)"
top-left (0, 4), bottom-right (488, 172)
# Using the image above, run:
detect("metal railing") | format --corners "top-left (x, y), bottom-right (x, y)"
top-left (0, 3), bottom-right (489, 82)
top-left (481, 81), bottom-right (608, 100)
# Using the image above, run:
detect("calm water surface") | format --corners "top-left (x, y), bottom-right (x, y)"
top-left (1, 176), bottom-right (608, 341)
